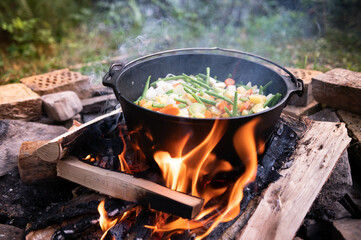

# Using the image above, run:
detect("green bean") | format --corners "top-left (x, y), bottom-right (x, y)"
top-left (135, 75), bottom-right (151, 104)
top-left (183, 74), bottom-right (212, 90)
top-left (178, 103), bottom-right (187, 108)
top-left (199, 96), bottom-right (217, 105)
top-left (174, 97), bottom-right (187, 104)
top-left (205, 90), bottom-right (233, 104)
top-left (239, 97), bottom-right (248, 102)
top-left (166, 89), bottom-right (174, 94)
top-left (259, 81), bottom-right (272, 94)
top-left (150, 75), bottom-right (184, 86)
top-left (184, 87), bottom-right (204, 105)
top-left (152, 102), bottom-right (165, 108)
top-left (206, 67), bottom-right (210, 86)
top-left (224, 107), bottom-right (232, 117)
top-left (263, 93), bottom-right (282, 107)
top-left (232, 92), bottom-right (238, 116)
top-left (181, 83), bottom-right (198, 93)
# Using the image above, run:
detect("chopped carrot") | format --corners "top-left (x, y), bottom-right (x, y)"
top-left (216, 101), bottom-right (231, 113)
top-left (152, 108), bottom-right (162, 111)
top-left (173, 82), bottom-right (181, 88)
top-left (139, 99), bottom-right (147, 107)
top-left (240, 100), bottom-right (251, 112)
top-left (205, 110), bottom-right (212, 118)
top-left (159, 104), bottom-right (180, 116)
top-left (245, 88), bottom-right (253, 95)
top-left (224, 78), bottom-right (235, 86)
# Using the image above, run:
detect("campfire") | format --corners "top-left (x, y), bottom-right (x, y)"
top-left (22, 104), bottom-right (348, 240)
top-left (1, 60), bottom-right (358, 240)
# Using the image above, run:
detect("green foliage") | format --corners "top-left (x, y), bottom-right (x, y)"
top-left (0, 0), bottom-right (360, 85)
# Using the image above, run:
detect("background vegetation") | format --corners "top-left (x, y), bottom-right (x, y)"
top-left (1, 0), bottom-right (360, 85)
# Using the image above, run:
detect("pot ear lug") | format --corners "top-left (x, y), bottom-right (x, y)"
top-left (295, 78), bottom-right (304, 97)
top-left (103, 62), bottom-right (124, 87)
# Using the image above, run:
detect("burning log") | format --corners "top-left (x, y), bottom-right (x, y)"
top-left (57, 157), bottom-right (204, 219)
top-left (36, 108), bottom-right (122, 162)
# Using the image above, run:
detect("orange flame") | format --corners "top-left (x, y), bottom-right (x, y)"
top-left (118, 130), bottom-right (132, 173)
top-left (98, 200), bottom-right (118, 240)
top-left (148, 118), bottom-right (263, 239)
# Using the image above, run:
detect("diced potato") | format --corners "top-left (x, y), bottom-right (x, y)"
top-left (237, 86), bottom-right (247, 95)
top-left (249, 94), bottom-right (266, 104)
top-left (178, 108), bottom-right (189, 117)
top-left (155, 94), bottom-right (168, 104)
top-left (209, 106), bottom-right (221, 116)
top-left (224, 90), bottom-right (234, 100)
top-left (242, 110), bottom-right (249, 116)
top-left (251, 103), bottom-right (265, 113)
top-left (191, 112), bottom-right (205, 118)
top-left (214, 82), bottom-right (226, 88)
top-left (221, 112), bottom-right (230, 118)
top-left (143, 101), bottom-right (153, 109)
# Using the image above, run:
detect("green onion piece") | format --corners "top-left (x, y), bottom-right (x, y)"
top-left (199, 96), bottom-right (217, 105)
top-left (138, 75), bottom-right (151, 102)
top-left (198, 73), bottom-right (207, 79)
top-left (224, 107), bottom-right (232, 117)
top-left (184, 87), bottom-right (204, 105)
top-left (183, 74), bottom-right (212, 90)
top-left (205, 90), bottom-right (233, 104)
top-left (232, 92), bottom-right (238, 116)
top-left (206, 67), bottom-right (210, 86)
top-left (263, 93), bottom-right (282, 107)
top-left (239, 97), bottom-right (248, 102)
top-left (150, 75), bottom-right (184, 86)
top-left (269, 93), bottom-right (282, 107)
top-left (261, 81), bottom-right (273, 93)
top-left (248, 109), bottom-right (254, 115)
top-left (152, 102), bottom-right (165, 108)
top-left (181, 83), bottom-right (198, 93)
top-left (263, 95), bottom-right (276, 108)
top-left (174, 97), bottom-right (187, 104)
top-left (178, 103), bottom-right (187, 108)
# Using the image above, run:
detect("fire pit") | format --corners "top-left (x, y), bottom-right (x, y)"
top-left (17, 107), bottom-right (349, 240)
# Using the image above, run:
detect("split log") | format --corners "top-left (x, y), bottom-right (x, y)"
top-left (238, 120), bottom-right (351, 240)
top-left (18, 140), bottom-right (57, 183)
top-left (36, 108), bottom-right (122, 162)
top-left (57, 156), bottom-right (204, 219)
top-left (312, 68), bottom-right (361, 114)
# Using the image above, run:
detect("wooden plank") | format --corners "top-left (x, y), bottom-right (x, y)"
top-left (36, 108), bottom-right (122, 162)
top-left (312, 68), bottom-right (361, 114)
top-left (0, 83), bottom-right (42, 120)
top-left (57, 156), bottom-right (204, 219)
top-left (239, 120), bottom-right (351, 240)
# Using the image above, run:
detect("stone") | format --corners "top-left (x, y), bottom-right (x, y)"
top-left (282, 100), bottom-right (322, 118)
top-left (312, 68), bottom-right (361, 114)
top-left (0, 120), bottom-right (67, 176)
top-left (0, 83), bottom-right (42, 120)
top-left (20, 69), bottom-right (91, 99)
top-left (337, 110), bottom-right (361, 142)
top-left (81, 94), bottom-right (117, 114)
top-left (333, 218), bottom-right (361, 240)
top-left (0, 224), bottom-right (24, 240)
top-left (42, 91), bottom-right (83, 122)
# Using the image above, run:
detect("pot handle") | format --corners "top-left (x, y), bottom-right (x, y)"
top-left (103, 62), bottom-right (124, 88)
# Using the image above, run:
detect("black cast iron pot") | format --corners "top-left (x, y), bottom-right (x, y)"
top-left (103, 47), bottom-right (304, 165)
